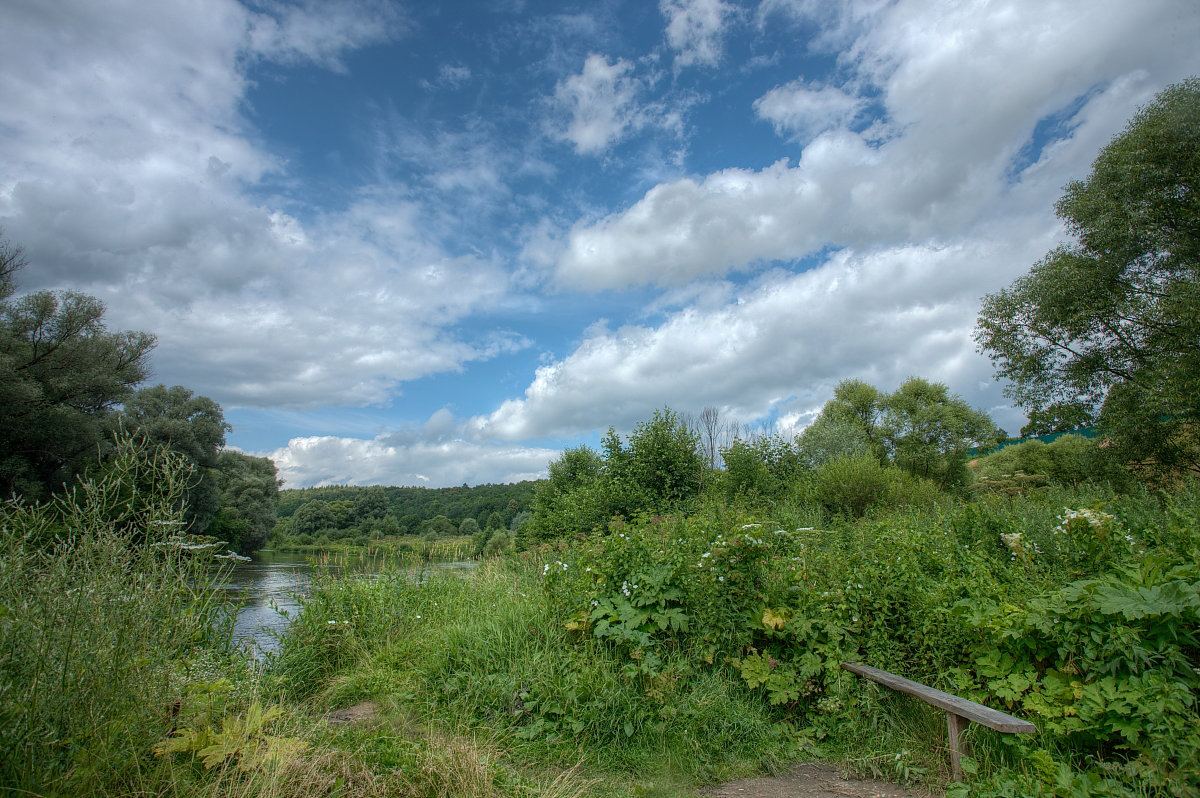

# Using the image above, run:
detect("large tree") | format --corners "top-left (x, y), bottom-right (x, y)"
top-left (976, 79), bottom-right (1200, 473)
top-left (116, 385), bottom-right (229, 531)
top-left (0, 241), bottom-right (155, 499)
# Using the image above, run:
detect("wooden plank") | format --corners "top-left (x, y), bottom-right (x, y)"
top-left (841, 662), bottom-right (1036, 734)
top-left (946, 710), bottom-right (970, 780)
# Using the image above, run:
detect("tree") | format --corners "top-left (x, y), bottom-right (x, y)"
top-left (0, 240), bottom-right (156, 499)
top-left (795, 414), bottom-right (875, 470)
top-left (683, 406), bottom-right (742, 469)
top-left (977, 79), bottom-right (1200, 473)
top-left (210, 451), bottom-right (279, 553)
top-left (290, 500), bottom-right (336, 537)
top-left (609, 408), bottom-right (700, 513)
top-left (719, 434), bottom-right (801, 500)
top-left (803, 377), bottom-right (999, 489)
top-left (524, 445), bottom-right (608, 543)
top-left (880, 377), bottom-right (1000, 488)
top-left (813, 379), bottom-right (887, 462)
top-left (116, 385), bottom-right (229, 532)
top-left (1019, 401), bottom-right (1096, 438)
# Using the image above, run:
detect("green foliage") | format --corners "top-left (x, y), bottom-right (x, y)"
top-left (882, 377), bottom-right (1001, 488)
top-left (482, 528), bottom-right (513, 557)
top-left (796, 413), bottom-right (875, 470)
top-left (977, 78), bottom-right (1200, 475)
top-left (290, 499), bottom-right (337, 536)
top-left (719, 434), bottom-right (802, 501)
top-left (973, 434), bottom-right (1126, 493)
top-left (527, 409), bottom-right (703, 542)
top-left (526, 445), bottom-right (609, 543)
top-left (209, 450), bottom-right (279, 553)
top-left (274, 480), bottom-right (536, 551)
top-left (811, 454), bottom-right (896, 518)
top-left (1021, 401), bottom-right (1096, 438)
top-left (422, 514), bottom-right (457, 537)
top-left (0, 435), bottom-right (228, 795)
top-left (155, 696), bottom-right (306, 773)
top-left (810, 454), bottom-right (941, 518)
top-left (0, 241), bottom-right (155, 501)
top-left (803, 377), bottom-right (999, 490)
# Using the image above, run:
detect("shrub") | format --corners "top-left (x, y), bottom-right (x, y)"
top-left (811, 454), bottom-right (895, 517)
top-left (973, 434), bottom-right (1128, 492)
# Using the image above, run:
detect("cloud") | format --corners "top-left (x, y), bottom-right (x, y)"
top-left (549, 54), bottom-right (650, 155)
top-left (247, 0), bottom-right (406, 71)
top-left (660, 0), bottom-right (736, 69)
top-left (421, 63), bottom-right (472, 91)
top-left (552, 0), bottom-right (1200, 290)
top-left (478, 233), bottom-right (1056, 443)
top-left (0, 0), bottom-right (523, 410)
top-left (753, 81), bottom-right (865, 140)
top-left (266, 415), bottom-right (558, 488)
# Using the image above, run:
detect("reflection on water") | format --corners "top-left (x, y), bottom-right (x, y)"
top-left (216, 550), bottom-right (474, 657)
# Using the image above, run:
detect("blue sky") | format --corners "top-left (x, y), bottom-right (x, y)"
top-left (2, 0), bottom-right (1198, 488)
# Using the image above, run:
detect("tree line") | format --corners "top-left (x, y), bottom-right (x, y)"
top-left (272, 481), bottom-right (536, 550)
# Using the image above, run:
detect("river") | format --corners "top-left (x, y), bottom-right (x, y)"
top-left (215, 550), bottom-right (475, 657)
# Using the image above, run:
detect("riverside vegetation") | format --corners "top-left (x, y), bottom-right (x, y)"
top-left (2, 79), bottom-right (1199, 798)
top-left (4, 425), bottom-right (1197, 797)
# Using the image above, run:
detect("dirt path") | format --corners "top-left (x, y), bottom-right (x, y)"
top-left (703, 762), bottom-right (930, 798)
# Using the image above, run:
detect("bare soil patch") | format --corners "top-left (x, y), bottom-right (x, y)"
top-left (324, 700), bottom-right (381, 724)
top-left (703, 762), bottom-right (931, 798)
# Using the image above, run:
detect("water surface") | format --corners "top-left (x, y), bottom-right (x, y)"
top-left (217, 550), bottom-right (474, 656)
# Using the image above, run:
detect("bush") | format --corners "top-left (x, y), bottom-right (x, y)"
top-left (973, 434), bottom-right (1127, 492)
top-left (811, 454), bottom-right (895, 517)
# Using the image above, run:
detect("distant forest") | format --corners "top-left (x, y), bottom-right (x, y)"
top-left (273, 481), bottom-right (540, 546)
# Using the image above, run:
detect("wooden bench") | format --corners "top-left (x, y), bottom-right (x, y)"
top-left (841, 662), bottom-right (1035, 779)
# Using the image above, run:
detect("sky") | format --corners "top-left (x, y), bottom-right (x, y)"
top-left (2, 0), bottom-right (1198, 489)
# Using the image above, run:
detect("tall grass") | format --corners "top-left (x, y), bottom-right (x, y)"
top-left (0, 437), bottom-right (229, 795)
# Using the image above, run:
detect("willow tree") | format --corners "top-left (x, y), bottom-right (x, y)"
top-left (976, 79), bottom-right (1200, 473)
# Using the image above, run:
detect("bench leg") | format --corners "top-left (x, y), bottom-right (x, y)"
top-left (946, 712), bottom-right (969, 780)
